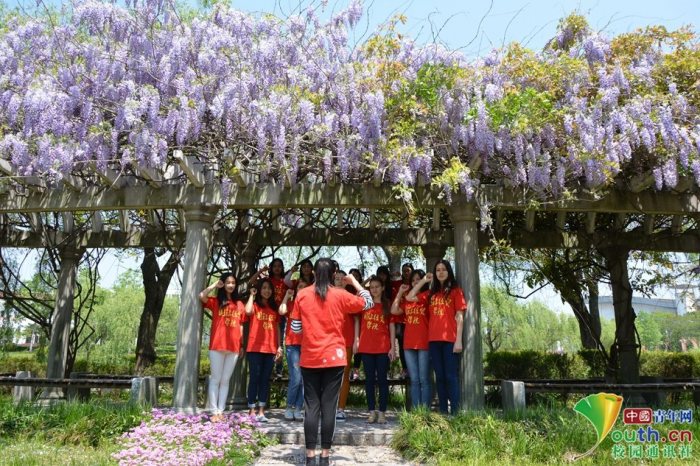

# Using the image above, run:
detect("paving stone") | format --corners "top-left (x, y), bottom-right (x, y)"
top-left (253, 444), bottom-right (419, 465)
top-left (255, 409), bottom-right (400, 447)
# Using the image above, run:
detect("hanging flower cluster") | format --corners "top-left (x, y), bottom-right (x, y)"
top-left (0, 1), bottom-right (698, 203)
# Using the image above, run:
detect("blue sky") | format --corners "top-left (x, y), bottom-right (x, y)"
top-left (222, 0), bottom-right (699, 54)
top-left (4, 0), bottom-right (699, 55)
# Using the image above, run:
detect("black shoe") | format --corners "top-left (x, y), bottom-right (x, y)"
top-left (319, 456), bottom-right (330, 466)
top-left (306, 456), bottom-right (316, 466)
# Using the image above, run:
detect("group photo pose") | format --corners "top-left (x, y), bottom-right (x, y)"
top-left (195, 253), bottom-right (469, 465)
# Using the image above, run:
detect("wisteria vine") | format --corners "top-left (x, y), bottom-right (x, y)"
top-left (0, 0), bottom-right (698, 204)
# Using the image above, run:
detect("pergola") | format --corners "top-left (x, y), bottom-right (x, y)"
top-left (1, 151), bottom-right (698, 412)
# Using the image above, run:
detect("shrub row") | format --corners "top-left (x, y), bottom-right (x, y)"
top-left (0, 351), bottom-right (210, 377)
top-left (486, 350), bottom-right (700, 380)
top-left (4, 349), bottom-right (698, 380)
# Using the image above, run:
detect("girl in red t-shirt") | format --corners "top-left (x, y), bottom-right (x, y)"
top-left (245, 278), bottom-right (284, 422)
top-left (336, 270), bottom-right (359, 421)
top-left (290, 258), bottom-right (373, 466)
top-left (284, 258), bottom-right (315, 288)
top-left (358, 276), bottom-right (398, 424)
top-left (391, 269), bottom-right (431, 409)
top-left (281, 280), bottom-right (308, 421)
top-left (248, 259), bottom-right (290, 381)
top-left (199, 273), bottom-right (245, 422)
top-left (407, 259), bottom-right (466, 414)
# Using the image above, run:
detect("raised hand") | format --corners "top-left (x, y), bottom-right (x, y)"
top-left (249, 287), bottom-right (257, 297)
top-left (398, 284), bottom-right (410, 293)
top-left (215, 280), bottom-right (225, 288)
top-left (424, 273), bottom-right (433, 283)
top-left (341, 274), bottom-right (355, 286)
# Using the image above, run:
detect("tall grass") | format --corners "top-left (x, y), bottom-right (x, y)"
top-left (392, 406), bottom-right (699, 465)
top-left (0, 396), bottom-right (147, 447)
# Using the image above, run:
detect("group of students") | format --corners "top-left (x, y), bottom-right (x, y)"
top-left (199, 257), bottom-right (467, 465)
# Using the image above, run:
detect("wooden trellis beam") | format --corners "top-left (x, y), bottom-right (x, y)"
top-left (172, 150), bottom-right (205, 188)
top-left (1, 227), bottom-right (697, 253)
top-left (0, 183), bottom-right (698, 215)
top-left (586, 212), bottom-right (597, 234)
top-left (525, 211), bottom-right (536, 232)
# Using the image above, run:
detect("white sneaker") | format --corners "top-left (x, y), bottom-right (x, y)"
top-left (335, 409), bottom-right (346, 421)
top-left (284, 408), bottom-right (294, 420)
top-left (294, 409), bottom-right (304, 421)
top-left (256, 414), bottom-right (269, 423)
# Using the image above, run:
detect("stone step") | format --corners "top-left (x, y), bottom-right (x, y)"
top-left (255, 409), bottom-right (399, 447)
top-left (253, 444), bottom-right (417, 465)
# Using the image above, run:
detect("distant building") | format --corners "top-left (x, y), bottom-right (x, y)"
top-left (598, 287), bottom-right (698, 320)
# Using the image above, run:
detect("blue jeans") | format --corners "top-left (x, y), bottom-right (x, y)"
top-left (429, 341), bottom-right (460, 414)
top-left (247, 352), bottom-right (274, 408)
top-left (404, 349), bottom-right (431, 408)
top-left (285, 345), bottom-right (304, 409)
top-left (362, 354), bottom-right (389, 412)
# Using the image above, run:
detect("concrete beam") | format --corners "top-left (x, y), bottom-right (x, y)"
top-left (0, 184), bottom-right (698, 215)
top-left (0, 227), bottom-right (697, 253)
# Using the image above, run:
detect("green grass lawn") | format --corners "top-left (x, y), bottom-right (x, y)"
top-left (393, 406), bottom-right (698, 465)
top-left (0, 438), bottom-right (118, 466)
top-left (1, 392), bottom-right (696, 465)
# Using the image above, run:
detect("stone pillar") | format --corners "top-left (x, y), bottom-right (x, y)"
top-left (130, 376), bottom-right (158, 407)
top-left (41, 245), bottom-right (83, 401)
top-left (13, 371), bottom-right (34, 404)
top-left (501, 380), bottom-right (526, 414)
top-left (420, 243), bottom-right (447, 274)
top-left (449, 203), bottom-right (484, 411)
top-left (173, 207), bottom-right (218, 413)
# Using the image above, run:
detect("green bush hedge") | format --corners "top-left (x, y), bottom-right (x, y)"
top-left (485, 349), bottom-right (700, 380)
top-left (0, 354), bottom-right (46, 376)
top-left (484, 350), bottom-right (591, 379)
top-left (1, 352), bottom-right (211, 378)
top-left (640, 351), bottom-right (700, 378)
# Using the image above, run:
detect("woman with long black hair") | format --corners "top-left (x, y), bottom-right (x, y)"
top-left (245, 278), bottom-right (284, 422)
top-left (199, 273), bottom-right (245, 422)
top-left (290, 258), bottom-right (373, 466)
top-left (358, 276), bottom-right (397, 424)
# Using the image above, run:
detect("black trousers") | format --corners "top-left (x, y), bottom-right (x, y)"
top-left (301, 366), bottom-right (344, 449)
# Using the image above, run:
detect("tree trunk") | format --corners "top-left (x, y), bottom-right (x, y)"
top-left (135, 248), bottom-right (181, 374)
top-left (566, 292), bottom-right (598, 350)
top-left (599, 247), bottom-right (639, 384)
top-left (587, 281), bottom-right (602, 344)
top-left (381, 246), bottom-right (403, 274)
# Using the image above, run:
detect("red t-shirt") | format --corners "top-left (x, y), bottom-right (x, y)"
top-left (342, 313), bottom-right (356, 348)
top-left (284, 300), bottom-right (302, 346)
top-left (246, 302), bottom-right (279, 354)
top-left (204, 297), bottom-right (246, 353)
top-left (358, 303), bottom-right (399, 354)
top-left (270, 277), bottom-right (289, 306)
top-left (419, 287), bottom-right (467, 342)
top-left (391, 280), bottom-right (404, 299)
top-left (294, 285), bottom-right (366, 368)
top-left (400, 295), bottom-right (429, 350)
